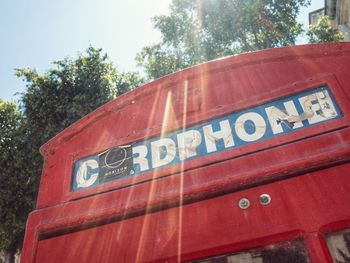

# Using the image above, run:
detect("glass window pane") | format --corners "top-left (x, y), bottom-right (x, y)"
top-left (192, 239), bottom-right (310, 263)
top-left (325, 228), bottom-right (350, 263)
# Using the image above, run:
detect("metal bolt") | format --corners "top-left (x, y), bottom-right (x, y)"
top-left (238, 198), bottom-right (250, 209)
top-left (259, 194), bottom-right (271, 206)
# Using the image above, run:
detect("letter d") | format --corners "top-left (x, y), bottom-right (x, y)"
top-left (151, 138), bottom-right (176, 168)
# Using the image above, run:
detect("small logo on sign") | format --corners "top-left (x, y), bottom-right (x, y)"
top-left (98, 146), bottom-right (133, 183)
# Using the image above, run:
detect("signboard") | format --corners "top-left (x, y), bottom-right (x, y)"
top-left (72, 86), bottom-right (342, 191)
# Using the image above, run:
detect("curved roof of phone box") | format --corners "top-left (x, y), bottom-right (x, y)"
top-left (39, 42), bottom-right (350, 158)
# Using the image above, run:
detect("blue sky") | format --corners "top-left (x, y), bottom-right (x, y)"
top-left (0, 0), bottom-right (323, 102)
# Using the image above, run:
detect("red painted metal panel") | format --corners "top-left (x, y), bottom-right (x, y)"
top-left (31, 163), bottom-right (350, 262)
top-left (21, 43), bottom-right (350, 262)
top-left (37, 43), bottom-right (350, 208)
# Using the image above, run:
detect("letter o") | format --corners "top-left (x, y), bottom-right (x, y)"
top-left (235, 112), bottom-right (266, 142)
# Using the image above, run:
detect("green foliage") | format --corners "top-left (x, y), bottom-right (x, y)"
top-left (0, 46), bottom-right (144, 256)
top-left (307, 16), bottom-right (345, 44)
top-left (136, 0), bottom-right (311, 79)
top-left (0, 100), bottom-right (32, 256)
top-left (16, 47), bottom-right (143, 142)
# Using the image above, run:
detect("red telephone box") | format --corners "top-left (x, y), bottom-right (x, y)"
top-left (21, 43), bottom-right (350, 263)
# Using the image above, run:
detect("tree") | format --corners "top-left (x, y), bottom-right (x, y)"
top-left (0, 46), bottom-right (144, 260)
top-left (307, 16), bottom-right (345, 44)
top-left (0, 100), bottom-right (31, 263)
top-left (17, 47), bottom-right (143, 142)
top-left (136, 0), bottom-right (311, 79)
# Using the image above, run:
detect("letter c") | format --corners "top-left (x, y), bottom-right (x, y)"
top-left (76, 159), bottom-right (99, 188)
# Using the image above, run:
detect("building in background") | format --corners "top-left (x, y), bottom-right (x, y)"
top-left (309, 8), bottom-right (325, 25)
top-left (310, 0), bottom-right (350, 40)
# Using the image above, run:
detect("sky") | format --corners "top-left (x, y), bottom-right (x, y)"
top-left (0, 0), bottom-right (324, 102)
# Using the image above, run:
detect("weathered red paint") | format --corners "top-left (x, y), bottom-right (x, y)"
top-left (21, 43), bottom-right (350, 262)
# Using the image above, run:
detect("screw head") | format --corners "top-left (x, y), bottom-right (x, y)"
top-left (238, 198), bottom-right (250, 209)
top-left (259, 194), bottom-right (271, 206)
